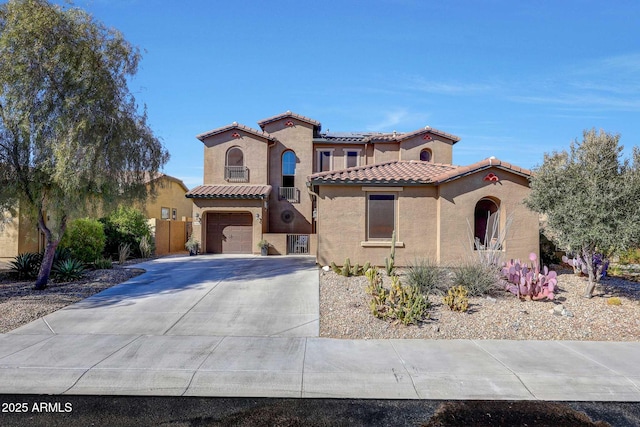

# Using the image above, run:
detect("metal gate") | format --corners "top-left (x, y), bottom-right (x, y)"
top-left (287, 234), bottom-right (309, 254)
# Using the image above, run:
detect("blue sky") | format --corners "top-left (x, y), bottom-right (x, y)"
top-left (65, 0), bottom-right (640, 189)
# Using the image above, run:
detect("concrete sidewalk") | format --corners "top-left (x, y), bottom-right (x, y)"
top-left (0, 334), bottom-right (638, 400)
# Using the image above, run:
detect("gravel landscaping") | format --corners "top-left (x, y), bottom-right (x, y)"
top-left (320, 267), bottom-right (640, 341)
top-left (0, 264), bottom-right (144, 333)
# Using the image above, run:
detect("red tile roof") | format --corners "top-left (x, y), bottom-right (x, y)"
top-left (308, 161), bottom-right (458, 184)
top-left (196, 123), bottom-right (277, 142)
top-left (308, 158), bottom-right (531, 185)
top-left (434, 158), bottom-right (532, 183)
top-left (257, 110), bottom-right (321, 129)
top-left (186, 185), bottom-right (272, 199)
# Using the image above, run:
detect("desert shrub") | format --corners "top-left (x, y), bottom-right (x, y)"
top-left (51, 258), bottom-right (85, 282)
top-left (443, 285), bottom-right (469, 312)
top-left (451, 262), bottom-right (501, 296)
top-left (101, 206), bottom-right (152, 258)
top-left (60, 218), bottom-right (106, 264)
top-left (9, 252), bottom-right (42, 279)
top-left (405, 258), bottom-right (449, 296)
top-left (93, 257), bottom-right (113, 270)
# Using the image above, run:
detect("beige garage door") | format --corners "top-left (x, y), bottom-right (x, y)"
top-left (206, 213), bottom-right (253, 254)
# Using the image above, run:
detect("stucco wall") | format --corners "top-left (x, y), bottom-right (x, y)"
top-left (0, 207), bottom-right (42, 258)
top-left (0, 211), bottom-right (19, 258)
top-left (315, 185), bottom-right (440, 267)
top-left (263, 119), bottom-right (314, 234)
top-left (399, 136), bottom-right (453, 164)
top-left (372, 143), bottom-right (398, 164)
top-left (202, 130), bottom-right (269, 185)
top-left (438, 168), bottom-right (539, 264)
top-left (144, 177), bottom-right (193, 221)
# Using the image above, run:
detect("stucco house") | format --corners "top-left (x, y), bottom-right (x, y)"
top-left (0, 173), bottom-right (192, 259)
top-left (187, 111), bottom-right (539, 266)
top-left (141, 173), bottom-right (192, 222)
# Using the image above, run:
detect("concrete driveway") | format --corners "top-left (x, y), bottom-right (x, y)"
top-left (12, 254), bottom-right (320, 337)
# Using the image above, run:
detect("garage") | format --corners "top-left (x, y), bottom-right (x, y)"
top-left (206, 212), bottom-right (253, 254)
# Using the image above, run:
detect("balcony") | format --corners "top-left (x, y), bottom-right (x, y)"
top-left (278, 186), bottom-right (300, 203)
top-left (224, 166), bottom-right (249, 182)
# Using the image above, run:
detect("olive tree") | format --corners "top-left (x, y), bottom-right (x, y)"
top-left (526, 129), bottom-right (640, 297)
top-left (0, 0), bottom-right (169, 288)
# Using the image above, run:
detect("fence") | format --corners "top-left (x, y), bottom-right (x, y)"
top-left (148, 219), bottom-right (191, 255)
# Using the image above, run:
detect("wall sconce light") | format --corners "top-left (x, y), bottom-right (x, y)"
top-left (195, 212), bottom-right (200, 219)
top-left (255, 213), bottom-right (262, 223)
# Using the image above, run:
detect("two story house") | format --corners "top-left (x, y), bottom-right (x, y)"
top-left (187, 111), bottom-right (539, 266)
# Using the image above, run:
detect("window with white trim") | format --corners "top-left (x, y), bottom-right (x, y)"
top-left (345, 149), bottom-right (360, 168)
top-left (161, 207), bottom-right (170, 220)
top-left (367, 193), bottom-right (396, 240)
top-left (316, 149), bottom-right (334, 172)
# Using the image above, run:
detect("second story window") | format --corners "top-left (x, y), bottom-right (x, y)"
top-left (282, 150), bottom-right (296, 187)
top-left (316, 149), bottom-right (334, 172)
top-left (225, 147), bottom-right (248, 182)
top-left (345, 150), bottom-right (360, 168)
top-left (280, 150), bottom-right (299, 202)
top-left (420, 148), bottom-right (432, 162)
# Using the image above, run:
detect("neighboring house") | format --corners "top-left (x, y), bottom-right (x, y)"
top-left (0, 204), bottom-right (43, 259)
top-left (141, 173), bottom-right (193, 222)
top-left (187, 110), bottom-right (539, 265)
top-left (0, 173), bottom-right (192, 259)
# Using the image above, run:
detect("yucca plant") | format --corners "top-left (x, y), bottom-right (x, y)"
top-left (52, 258), bottom-right (85, 282)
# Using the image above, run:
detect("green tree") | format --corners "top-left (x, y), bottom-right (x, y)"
top-left (0, 0), bottom-right (169, 289)
top-left (526, 129), bottom-right (640, 297)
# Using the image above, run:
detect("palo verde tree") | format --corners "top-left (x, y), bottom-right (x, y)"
top-left (0, 0), bottom-right (169, 289)
top-left (525, 129), bottom-right (640, 298)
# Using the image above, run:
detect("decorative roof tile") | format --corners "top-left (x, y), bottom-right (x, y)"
top-left (196, 123), bottom-right (277, 142)
top-left (308, 158), bottom-right (531, 185)
top-left (257, 111), bottom-right (321, 129)
top-left (186, 185), bottom-right (272, 199)
top-left (308, 161), bottom-right (458, 185)
top-left (434, 158), bottom-right (532, 183)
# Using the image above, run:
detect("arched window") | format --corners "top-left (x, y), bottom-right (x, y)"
top-left (225, 147), bottom-right (246, 182)
top-left (474, 198), bottom-right (500, 249)
top-left (280, 150), bottom-right (298, 202)
top-left (282, 150), bottom-right (296, 186)
top-left (420, 149), bottom-right (432, 162)
top-left (226, 147), bottom-right (243, 167)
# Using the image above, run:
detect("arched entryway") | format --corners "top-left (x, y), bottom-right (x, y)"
top-left (474, 198), bottom-right (500, 248)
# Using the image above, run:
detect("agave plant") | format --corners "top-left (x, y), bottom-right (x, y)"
top-left (501, 253), bottom-right (557, 301)
top-left (9, 252), bottom-right (42, 279)
top-left (51, 258), bottom-right (85, 282)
